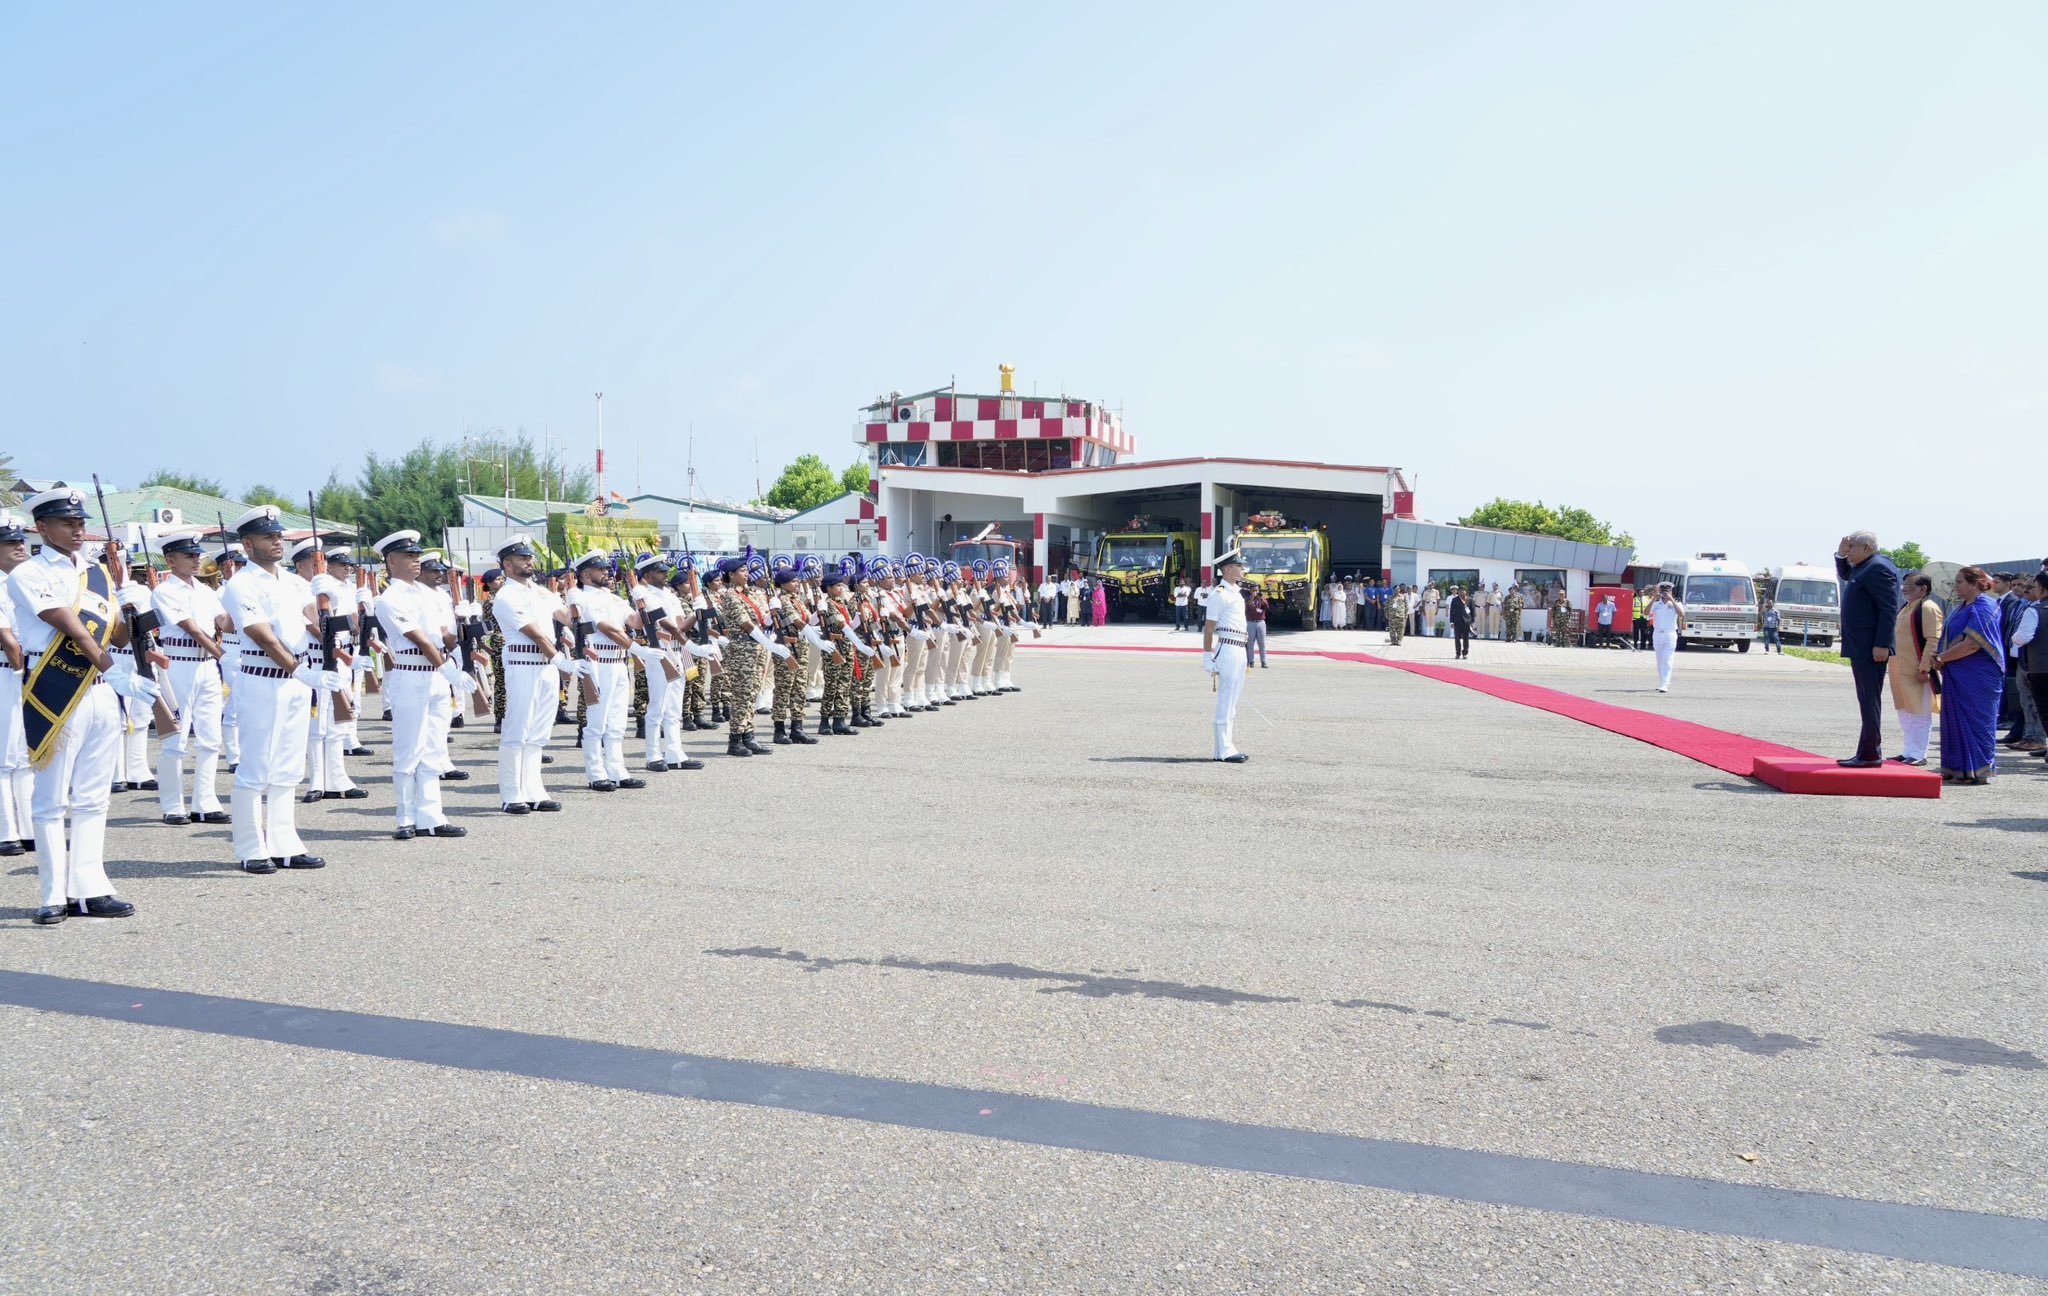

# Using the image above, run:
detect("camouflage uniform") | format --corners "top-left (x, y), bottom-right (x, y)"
top-left (820, 595), bottom-right (855, 721)
top-left (713, 586), bottom-right (763, 737)
top-left (851, 595), bottom-right (878, 714)
top-left (1500, 589), bottom-right (1525, 642)
top-left (1385, 592), bottom-right (1408, 645)
top-left (1548, 595), bottom-right (1573, 647)
top-left (770, 585), bottom-right (806, 726)
top-left (482, 595), bottom-right (507, 729)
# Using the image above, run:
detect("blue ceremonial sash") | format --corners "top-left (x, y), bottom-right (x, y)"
top-left (22, 562), bottom-right (115, 768)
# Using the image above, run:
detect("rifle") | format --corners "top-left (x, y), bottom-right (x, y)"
top-left (461, 541), bottom-right (490, 715)
top-left (571, 610), bottom-right (600, 706)
top-left (306, 493), bottom-right (355, 722)
top-left (92, 474), bottom-right (179, 735)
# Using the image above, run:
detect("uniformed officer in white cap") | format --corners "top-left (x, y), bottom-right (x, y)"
top-left (566, 550), bottom-right (646, 791)
top-left (0, 511), bottom-right (39, 854)
top-left (220, 504), bottom-right (329, 873)
top-left (214, 544), bottom-right (247, 769)
top-left (487, 533), bottom-right (569, 813)
top-left (373, 530), bottom-right (475, 839)
top-left (11, 487), bottom-right (166, 921)
top-left (151, 534), bottom-right (232, 826)
top-left (1202, 548), bottom-right (1252, 763)
top-left (288, 537), bottom-right (362, 803)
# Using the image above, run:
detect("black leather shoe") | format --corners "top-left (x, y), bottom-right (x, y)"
top-left (392, 826), bottom-right (417, 841)
top-left (450, 716), bottom-right (466, 729)
top-left (726, 738), bottom-right (751, 758)
top-left (299, 790), bottom-right (323, 804)
top-left (138, 779), bottom-right (159, 791)
top-left (789, 724), bottom-right (817, 745)
top-left (17, 837), bottom-right (34, 851)
top-left (742, 736), bottom-right (772, 755)
top-left (161, 813), bottom-right (192, 827)
top-left (0, 841), bottom-right (21, 856)
top-left (503, 802), bottom-right (532, 814)
top-left (200, 811), bottom-right (231, 824)
top-left (225, 764), bottom-right (237, 774)
top-left (618, 777), bottom-right (647, 790)
top-left (321, 791), bottom-right (344, 800)
top-left (1836, 757), bottom-right (1882, 768)
top-left (672, 758), bottom-right (704, 770)
top-left (541, 754), bottom-right (555, 764)
top-left (33, 905), bottom-right (66, 925)
top-left (441, 769), bottom-right (470, 781)
top-left (276, 854), bottom-right (326, 869)
top-left (589, 780), bottom-right (619, 792)
top-left (1217, 753), bottom-right (1251, 763)
top-left (345, 746), bottom-right (375, 756)
top-left (343, 788), bottom-right (369, 799)
top-left (242, 858), bottom-right (279, 873)
top-left (646, 760), bottom-right (668, 772)
top-left (532, 800), bottom-right (563, 812)
top-left (831, 720), bottom-right (856, 735)
top-left (110, 782), bottom-right (131, 793)
top-left (74, 894), bottom-right (136, 917)
top-left (428, 825), bottom-right (466, 838)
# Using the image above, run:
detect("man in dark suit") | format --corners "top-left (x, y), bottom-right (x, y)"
top-left (1835, 531), bottom-right (1900, 767)
top-left (1448, 586), bottom-right (1473, 659)
top-left (1996, 574), bottom-right (2025, 742)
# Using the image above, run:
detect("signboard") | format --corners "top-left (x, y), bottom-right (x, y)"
top-left (675, 511), bottom-right (740, 552)
top-left (549, 513), bottom-right (663, 559)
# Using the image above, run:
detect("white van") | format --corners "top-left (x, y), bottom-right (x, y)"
top-left (1764, 561), bottom-right (1841, 647)
top-left (1660, 553), bottom-right (1759, 652)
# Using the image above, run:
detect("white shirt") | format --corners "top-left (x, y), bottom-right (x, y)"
top-left (2012, 605), bottom-right (2037, 651)
top-left (1036, 580), bottom-right (1055, 601)
top-left (491, 579), bottom-right (548, 643)
top-left (1172, 584), bottom-right (1191, 607)
top-left (374, 578), bottom-right (435, 661)
top-left (1205, 581), bottom-right (1247, 636)
top-left (1195, 585), bottom-right (1212, 606)
top-left (153, 573), bottom-right (227, 650)
top-left (9, 545), bottom-right (116, 658)
top-left (569, 586), bottom-right (630, 634)
top-left (310, 572), bottom-right (355, 647)
top-left (1058, 580), bottom-right (1076, 598)
top-left (223, 564), bottom-right (310, 660)
top-left (1651, 601), bottom-right (1681, 634)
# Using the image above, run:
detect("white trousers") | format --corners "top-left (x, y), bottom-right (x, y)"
top-left (584, 661), bottom-right (628, 782)
top-left (385, 667), bottom-right (453, 830)
top-left (644, 658), bottom-right (677, 762)
top-left (159, 659), bottom-right (225, 816)
top-left (658, 654), bottom-right (687, 761)
top-left (899, 637), bottom-right (924, 702)
top-left (230, 672), bottom-right (313, 860)
top-left (1212, 642), bottom-right (1247, 759)
top-left (219, 661), bottom-right (241, 763)
top-left (924, 632), bottom-right (948, 695)
top-left (1897, 708), bottom-right (1933, 761)
top-left (32, 683), bottom-right (120, 906)
top-left (119, 700), bottom-right (153, 782)
top-left (305, 678), bottom-right (356, 795)
top-left (1654, 630), bottom-right (1678, 689)
top-left (499, 660), bottom-right (557, 805)
top-left (0, 666), bottom-right (37, 840)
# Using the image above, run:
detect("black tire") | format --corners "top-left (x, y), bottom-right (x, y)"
top-left (1737, 640), bottom-right (1751, 654)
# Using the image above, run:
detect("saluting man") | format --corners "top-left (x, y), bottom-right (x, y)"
top-left (220, 505), bottom-right (329, 873)
top-left (488, 534), bottom-right (569, 813)
top-left (373, 530), bottom-right (475, 840)
top-left (10, 489), bottom-right (166, 922)
top-left (1202, 549), bottom-right (1253, 764)
top-left (151, 535), bottom-right (232, 826)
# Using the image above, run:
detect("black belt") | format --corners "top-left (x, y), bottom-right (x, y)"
top-left (1215, 635), bottom-right (1247, 646)
top-left (162, 651), bottom-right (213, 662)
top-left (506, 644), bottom-right (553, 657)
top-left (242, 664), bottom-right (295, 680)
top-left (391, 663), bottom-right (435, 673)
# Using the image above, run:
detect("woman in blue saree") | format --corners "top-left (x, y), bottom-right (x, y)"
top-left (1933, 567), bottom-right (2005, 784)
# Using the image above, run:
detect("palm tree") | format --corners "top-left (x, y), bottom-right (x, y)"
top-left (0, 452), bottom-right (17, 507)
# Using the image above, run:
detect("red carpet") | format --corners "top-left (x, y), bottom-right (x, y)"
top-left (1023, 642), bottom-right (1940, 796)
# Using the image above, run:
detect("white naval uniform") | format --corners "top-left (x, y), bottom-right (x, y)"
top-left (115, 583), bottom-right (154, 787)
top-left (1651, 600), bottom-right (1681, 691)
top-left (303, 570), bottom-right (358, 795)
top-left (151, 572), bottom-right (227, 817)
top-left (375, 578), bottom-right (456, 831)
top-left (222, 563), bottom-right (314, 863)
top-left (1205, 580), bottom-right (1249, 760)
top-left (633, 581), bottom-right (683, 764)
top-left (0, 591), bottom-right (35, 843)
top-left (218, 610), bottom-right (243, 766)
top-left (569, 585), bottom-right (631, 783)
top-left (9, 548), bottom-right (124, 906)
top-left (492, 577), bottom-right (563, 806)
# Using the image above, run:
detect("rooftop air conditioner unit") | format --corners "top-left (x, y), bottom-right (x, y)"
top-left (794, 533), bottom-right (814, 549)
top-left (894, 405), bottom-right (914, 421)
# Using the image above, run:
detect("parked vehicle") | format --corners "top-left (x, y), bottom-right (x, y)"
top-left (1659, 553), bottom-right (1759, 652)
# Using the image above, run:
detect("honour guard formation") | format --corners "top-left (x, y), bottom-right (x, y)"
top-left (0, 516), bottom-right (1042, 923)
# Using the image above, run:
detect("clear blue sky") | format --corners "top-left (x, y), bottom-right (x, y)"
top-left (4, 2), bottom-right (2043, 567)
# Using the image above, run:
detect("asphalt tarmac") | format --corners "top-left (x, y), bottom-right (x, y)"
top-left (3, 626), bottom-right (2043, 1293)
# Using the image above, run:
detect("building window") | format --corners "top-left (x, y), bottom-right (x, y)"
top-left (879, 443), bottom-right (927, 467)
top-left (1514, 569), bottom-right (1567, 608)
top-left (1426, 568), bottom-right (1479, 593)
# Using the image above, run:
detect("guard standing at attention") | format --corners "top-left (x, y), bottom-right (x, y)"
top-left (218, 505), bottom-right (328, 873)
top-left (712, 556), bottom-right (774, 757)
top-left (567, 551), bottom-right (644, 791)
top-left (769, 566), bottom-right (815, 744)
top-left (373, 530), bottom-right (475, 840)
top-left (11, 488), bottom-right (165, 921)
top-left (1201, 548), bottom-right (1252, 764)
top-left (487, 534), bottom-right (569, 813)
top-left (151, 535), bottom-right (232, 826)
top-left (0, 512), bottom-right (37, 854)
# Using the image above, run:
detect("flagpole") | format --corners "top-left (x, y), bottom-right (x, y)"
top-left (594, 391), bottom-right (605, 504)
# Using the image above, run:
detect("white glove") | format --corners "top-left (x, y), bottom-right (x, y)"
top-left (766, 641), bottom-right (793, 660)
top-left (316, 669), bottom-right (342, 692)
top-left (105, 660), bottom-right (163, 702)
top-left (909, 627), bottom-right (930, 642)
top-left (436, 658), bottom-right (466, 686)
top-left (629, 645), bottom-right (666, 665)
top-left (713, 635), bottom-right (730, 647)
top-left (1202, 652), bottom-right (1220, 675)
top-left (878, 643), bottom-right (896, 660)
top-left (451, 671), bottom-right (480, 697)
top-left (800, 625), bottom-right (831, 652)
top-left (687, 642), bottom-right (721, 661)
top-left (554, 655), bottom-right (577, 677)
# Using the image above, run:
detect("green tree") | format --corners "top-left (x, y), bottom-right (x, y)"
top-left (312, 469), bottom-right (365, 530)
top-left (347, 431), bottom-right (594, 547)
top-left (141, 468), bottom-right (228, 496)
top-left (1457, 498), bottom-right (1635, 550)
top-left (1882, 540), bottom-right (1929, 571)
top-left (241, 483), bottom-right (294, 510)
top-left (841, 458), bottom-right (870, 496)
top-left (0, 452), bottom-right (16, 506)
top-left (456, 428), bottom-right (592, 504)
top-left (761, 453), bottom-right (842, 512)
